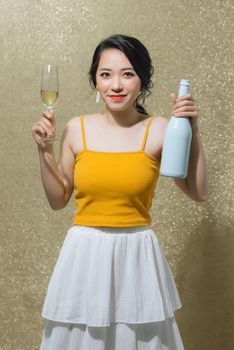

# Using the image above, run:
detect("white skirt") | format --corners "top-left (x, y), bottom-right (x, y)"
top-left (39, 225), bottom-right (185, 350)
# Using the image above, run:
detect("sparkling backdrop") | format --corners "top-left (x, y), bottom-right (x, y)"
top-left (0, 0), bottom-right (233, 349)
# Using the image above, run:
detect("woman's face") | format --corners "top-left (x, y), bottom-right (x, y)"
top-left (95, 48), bottom-right (142, 112)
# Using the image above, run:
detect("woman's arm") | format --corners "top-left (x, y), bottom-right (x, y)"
top-left (32, 112), bottom-right (75, 210)
top-left (173, 124), bottom-right (208, 202)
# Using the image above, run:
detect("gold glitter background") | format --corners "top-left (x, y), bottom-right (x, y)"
top-left (0, 0), bottom-right (233, 349)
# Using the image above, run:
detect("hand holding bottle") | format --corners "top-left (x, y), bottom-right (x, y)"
top-left (170, 92), bottom-right (199, 129)
top-left (31, 111), bottom-right (56, 148)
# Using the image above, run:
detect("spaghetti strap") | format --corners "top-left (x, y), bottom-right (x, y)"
top-left (80, 115), bottom-right (87, 150)
top-left (140, 115), bottom-right (156, 151)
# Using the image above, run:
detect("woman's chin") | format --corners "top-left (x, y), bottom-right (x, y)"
top-left (104, 102), bottom-right (133, 112)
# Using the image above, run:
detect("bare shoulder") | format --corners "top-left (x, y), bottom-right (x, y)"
top-left (66, 113), bottom-right (99, 127)
top-left (64, 113), bottom-right (99, 156)
top-left (140, 114), bottom-right (168, 161)
top-left (150, 115), bottom-right (169, 146)
top-left (62, 115), bottom-right (81, 141)
top-left (151, 115), bottom-right (169, 130)
top-left (66, 115), bottom-right (81, 126)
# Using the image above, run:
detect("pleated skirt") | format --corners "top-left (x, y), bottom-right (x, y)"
top-left (39, 224), bottom-right (185, 350)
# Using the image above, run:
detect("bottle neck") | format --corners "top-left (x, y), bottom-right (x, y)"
top-left (178, 84), bottom-right (190, 97)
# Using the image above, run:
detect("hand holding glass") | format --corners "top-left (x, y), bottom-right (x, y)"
top-left (40, 64), bottom-right (59, 142)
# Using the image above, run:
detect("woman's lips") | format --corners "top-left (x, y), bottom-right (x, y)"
top-left (109, 95), bottom-right (127, 101)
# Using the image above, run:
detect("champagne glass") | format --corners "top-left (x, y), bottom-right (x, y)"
top-left (40, 64), bottom-right (59, 142)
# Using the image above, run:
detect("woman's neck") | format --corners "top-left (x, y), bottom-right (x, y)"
top-left (102, 107), bottom-right (148, 128)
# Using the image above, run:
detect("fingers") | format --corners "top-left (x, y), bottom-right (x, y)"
top-left (169, 91), bottom-right (199, 120)
top-left (32, 122), bottom-right (51, 139)
top-left (40, 119), bottom-right (54, 135)
top-left (43, 110), bottom-right (56, 127)
top-left (172, 93), bottom-right (197, 109)
top-left (173, 111), bottom-right (198, 117)
top-left (170, 93), bottom-right (194, 102)
top-left (31, 112), bottom-right (56, 144)
top-left (172, 100), bottom-right (197, 111)
top-left (33, 118), bottom-right (55, 136)
top-left (173, 100), bottom-right (195, 107)
top-left (173, 104), bottom-right (197, 113)
top-left (170, 92), bottom-right (199, 118)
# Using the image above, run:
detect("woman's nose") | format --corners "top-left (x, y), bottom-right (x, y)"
top-left (111, 77), bottom-right (123, 91)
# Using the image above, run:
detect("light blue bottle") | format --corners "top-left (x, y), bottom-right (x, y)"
top-left (160, 79), bottom-right (192, 179)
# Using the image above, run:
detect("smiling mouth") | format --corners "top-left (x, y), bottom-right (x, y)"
top-left (109, 95), bottom-right (127, 101)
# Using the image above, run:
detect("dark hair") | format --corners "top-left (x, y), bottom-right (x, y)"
top-left (88, 34), bottom-right (154, 116)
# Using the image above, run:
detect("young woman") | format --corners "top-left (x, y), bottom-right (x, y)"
top-left (32, 34), bottom-right (208, 350)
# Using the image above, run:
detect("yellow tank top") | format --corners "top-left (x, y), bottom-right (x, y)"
top-left (73, 115), bottom-right (160, 227)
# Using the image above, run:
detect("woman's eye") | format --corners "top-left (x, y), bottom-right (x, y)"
top-left (124, 72), bottom-right (134, 77)
top-left (100, 72), bottom-right (109, 78)
top-left (100, 72), bottom-right (135, 78)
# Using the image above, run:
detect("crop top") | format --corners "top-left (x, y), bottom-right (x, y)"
top-left (73, 115), bottom-right (161, 227)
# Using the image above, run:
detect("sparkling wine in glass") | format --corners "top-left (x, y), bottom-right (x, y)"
top-left (40, 64), bottom-right (59, 142)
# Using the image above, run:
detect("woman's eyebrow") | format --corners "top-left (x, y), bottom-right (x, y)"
top-left (99, 68), bottom-right (135, 71)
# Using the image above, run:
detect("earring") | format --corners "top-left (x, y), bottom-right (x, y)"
top-left (143, 94), bottom-right (148, 105)
top-left (96, 90), bottom-right (100, 103)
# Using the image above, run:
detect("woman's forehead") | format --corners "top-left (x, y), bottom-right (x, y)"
top-left (98, 48), bottom-right (133, 69)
